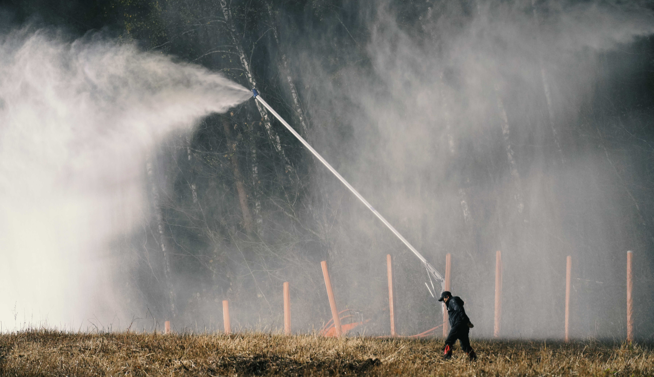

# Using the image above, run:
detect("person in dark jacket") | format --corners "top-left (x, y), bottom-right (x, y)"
top-left (438, 291), bottom-right (477, 361)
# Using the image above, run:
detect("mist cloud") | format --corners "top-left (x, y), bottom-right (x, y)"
top-left (292, 0), bottom-right (654, 337)
top-left (0, 28), bottom-right (250, 330)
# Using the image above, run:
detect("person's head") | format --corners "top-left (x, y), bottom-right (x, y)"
top-left (438, 291), bottom-right (452, 303)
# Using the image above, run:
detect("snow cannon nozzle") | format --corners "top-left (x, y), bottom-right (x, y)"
top-left (252, 88), bottom-right (259, 98)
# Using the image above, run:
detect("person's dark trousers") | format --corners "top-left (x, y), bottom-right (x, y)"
top-left (444, 325), bottom-right (472, 353)
top-left (443, 325), bottom-right (477, 360)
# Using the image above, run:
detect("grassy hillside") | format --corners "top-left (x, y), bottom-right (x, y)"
top-left (0, 331), bottom-right (652, 376)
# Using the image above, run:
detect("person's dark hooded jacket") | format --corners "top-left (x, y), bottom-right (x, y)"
top-left (445, 296), bottom-right (471, 329)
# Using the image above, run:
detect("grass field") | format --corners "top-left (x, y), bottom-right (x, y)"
top-left (0, 331), bottom-right (652, 376)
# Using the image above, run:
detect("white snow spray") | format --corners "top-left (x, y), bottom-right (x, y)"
top-left (0, 28), bottom-right (251, 331)
top-left (288, 0), bottom-right (654, 338)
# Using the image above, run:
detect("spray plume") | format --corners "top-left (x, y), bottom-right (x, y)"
top-left (0, 28), bottom-right (250, 330)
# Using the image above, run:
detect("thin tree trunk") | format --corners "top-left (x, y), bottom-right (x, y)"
top-left (218, 0), bottom-right (293, 173)
top-left (494, 85), bottom-right (525, 214)
top-left (439, 73), bottom-right (472, 225)
top-left (185, 134), bottom-right (199, 204)
top-left (267, 4), bottom-right (309, 136)
top-left (243, 110), bottom-right (263, 232)
top-left (223, 116), bottom-right (255, 235)
top-left (438, 74), bottom-right (478, 273)
top-left (145, 153), bottom-right (176, 317)
top-left (531, 0), bottom-right (564, 164)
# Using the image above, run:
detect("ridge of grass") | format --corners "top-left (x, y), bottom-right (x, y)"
top-left (0, 330), bottom-right (652, 376)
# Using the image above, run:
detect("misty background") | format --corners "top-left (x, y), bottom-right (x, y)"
top-left (1, 0), bottom-right (653, 340)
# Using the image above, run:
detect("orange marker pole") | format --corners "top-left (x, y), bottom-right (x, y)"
top-left (164, 320), bottom-right (170, 335)
top-left (443, 253), bottom-right (451, 337)
top-left (494, 250), bottom-right (502, 338)
top-left (627, 251), bottom-right (633, 342)
top-left (321, 261), bottom-right (342, 336)
top-left (387, 254), bottom-right (396, 337)
top-left (565, 256), bottom-right (571, 342)
top-left (283, 282), bottom-right (291, 335)
top-left (223, 300), bottom-right (231, 335)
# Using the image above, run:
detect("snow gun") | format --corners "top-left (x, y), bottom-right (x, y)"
top-left (252, 89), bottom-right (445, 293)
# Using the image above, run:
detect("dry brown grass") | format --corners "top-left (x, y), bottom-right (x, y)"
top-left (0, 330), bottom-right (652, 376)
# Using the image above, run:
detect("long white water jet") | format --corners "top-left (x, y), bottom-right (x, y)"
top-left (253, 90), bottom-right (445, 286)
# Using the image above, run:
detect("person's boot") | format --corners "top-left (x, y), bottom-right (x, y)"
top-left (467, 349), bottom-right (477, 361)
top-left (443, 345), bottom-right (452, 360)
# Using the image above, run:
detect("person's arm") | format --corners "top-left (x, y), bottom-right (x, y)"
top-left (461, 300), bottom-right (474, 328)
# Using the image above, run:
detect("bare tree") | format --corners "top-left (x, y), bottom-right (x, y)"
top-left (439, 73), bottom-right (473, 225)
top-left (218, 0), bottom-right (294, 174)
top-left (223, 115), bottom-right (255, 234)
top-left (184, 134), bottom-right (199, 204)
top-left (531, 0), bottom-right (564, 164)
top-left (495, 84), bottom-right (525, 215)
top-left (145, 152), bottom-right (177, 317)
top-left (266, 3), bottom-right (310, 137)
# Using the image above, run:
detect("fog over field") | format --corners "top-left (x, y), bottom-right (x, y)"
top-left (1, 0), bottom-right (653, 340)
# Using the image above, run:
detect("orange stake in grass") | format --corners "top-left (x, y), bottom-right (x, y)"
top-left (321, 261), bottom-right (342, 337)
top-left (387, 254), bottom-right (396, 337)
top-left (283, 282), bottom-right (291, 335)
top-left (164, 321), bottom-right (170, 335)
top-left (565, 256), bottom-right (571, 342)
top-left (443, 253), bottom-right (451, 337)
top-left (494, 250), bottom-right (502, 338)
top-left (223, 300), bottom-right (231, 335)
top-left (627, 251), bottom-right (633, 342)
